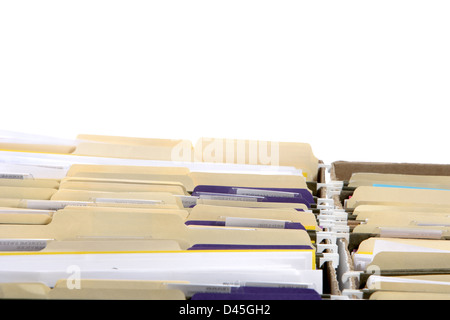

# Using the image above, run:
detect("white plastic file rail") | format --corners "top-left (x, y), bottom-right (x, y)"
top-left (318, 208), bottom-right (347, 219)
top-left (318, 215), bottom-right (347, 227)
top-left (319, 222), bottom-right (350, 235)
top-left (317, 230), bottom-right (349, 244)
top-left (316, 231), bottom-right (337, 245)
top-left (316, 198), bottom-right (335, 210)
top-left (341, 289), bottom-right (364, 299)
top-left (341, 271), bottom-right (363, 285)
top-left (316, 243), bottom-right (338, 254)
top-left (319, 252), bottom-right (340, 268)
top-left (317, 204), bottom-right (349, 242)
top-left (314, 167), bottom-right (350, 272)
top-left (317, 181), bottom-right (343, 198)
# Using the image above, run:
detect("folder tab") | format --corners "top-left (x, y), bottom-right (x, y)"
top-left (0, 131), bottom-right (323, 300)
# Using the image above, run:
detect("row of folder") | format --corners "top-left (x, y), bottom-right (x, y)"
top-left (0, 130), bottom-right (324, 300)
top-left (337, 171), bottom-right (450, 300)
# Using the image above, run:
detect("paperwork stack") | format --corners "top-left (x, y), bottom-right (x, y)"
top-left (0, 131), bottom-right (335, 300)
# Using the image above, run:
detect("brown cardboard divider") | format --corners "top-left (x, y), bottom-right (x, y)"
top-left (331, 161), bottom-right (450, 182)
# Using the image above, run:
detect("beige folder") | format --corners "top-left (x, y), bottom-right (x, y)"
top-left (366, 274), bottom-right (450, 294)
top-left (353, 205), bottom-right (450, 220)
top-left (66, 164), bottom-right (195, 192)
top-left (0, 142), bottom-right (76, 154)
top-left (77, 133), bottom-right (189, 148)
top-left (0, 186), bottom-right (57, 200)
top-left (349, 172), bottom-right (450, 189)
top-left (67, 164), bottom-right (308, 192)
top-left (196, 199), bottom-right (308, 211)
top-left (353, 204), bottom-right (450, 237)
top-left (346, 186), bottom-right (450, 209)
top-left (195, 138), bottom-right (318, 180)
top-left (67, 164), bottom-right (191, 176)
top-left (0, 209), bottom-right (314, 250)
top-left (75, 133), bottom-right (193, 161)
top-left (38, 239), bottom-right (184, 252)
top-left (50, 189), bottom-right (183, 208)
top-left (354, 238), bottom-right (450, 275)
top-left (369, 291), bottom-right (450, 300)
top-left (357, 237), bottom-right (450, 255)
top-left (60, 205), bottom-right (190, 220)
top-left (0, 207), bottom-right (54, 225)
top-left (0, 199), bottom-right (36, 209)
top-left (0, 205), bottom-right (189, 225)
top-left (67, 173), bottom-right (195, 193)
top-left (59, 178), bottom-right (188, 195)
top-left (188, 204), bottom-right (319, 230)
top-left (0, 280), bottom-right (186, 300)
top-left (0, 178), bottom-right (60, 189)
top-left (368, 251), bottom-right (450, 272)
top-left (0, 198), bottom-right (180, 212)
top-left (352, 210), bottom-right (450, 236)
top-left (73, 142), bottom-right (188, 162)
top-left (189, 172), bottom-right (308, 190)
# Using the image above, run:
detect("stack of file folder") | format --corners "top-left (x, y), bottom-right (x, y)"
top-left (0, 131), bottom-right (334, 300)
top-left (331, 161), bottom-right (450, 300)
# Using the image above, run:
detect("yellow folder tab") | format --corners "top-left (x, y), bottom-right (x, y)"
top-left (62, 176), bottom-right (187, 187)
top-left (353, 204), bottom-right (450, 237)
top-left (368, 251), bottom-right (450, 271)
top-left (0, 178), bottom-right (60, 189)
top-left (195, 138), bottom-right (318, 180)
top-left (0, 209), bottom-right (313, 250)
top-left (0, 238), bottom-right (184, 254)
top-left (50, 189), bottom-right (183, 208)
top-left (369, 291), bottom-right (450, 300)
top-left (366, 274), bottom-right (450, 294)
top-left (349, 172), bottom-right (450, 189)
top-left (346, 186), bottom-right (450, 209)
top-left (352, 209), bottom-right (450, 236)
top-left (73, 141), bottom-right (191, 162)
top-left (67, 164), bottom-right (191, 176)
top-left (59, 178), bottom-right (187, 196)
top-left (76, 133), bottom-right (190, 148)
top-left (353, 205), bottom-right (450, 220)
top-left (0, 198), bottom-right (180, 211)
top-left (188, 204), bottom-right (319, 230)
top-left (0, 199), bottom-right (29, 208)
top-left (40, 239), bottom-right (184, 252)
top-left (0, 282), bottom-right (51, 299)
top-left (75, 133), bottom-right (192, 161)
top-left (49, 280), bottom-right (187, 300)
top-left (196, 199), bottom-right (308, 211)
top-left (0, 186), bottom-right (57, 200)
top-left (68, 164), bottom-right (304, 193)
top-left (357, 237), bottom-right (450, 255)
top-left (66, 164), bottom-right (195, 192)
top-left (60, 205), bottom-right (190, 220)
top-left (68, 173), bottom-right (195, 193)
top-left (0, 207), bottom-right (54, 225)
top-left (0, 142), bottom-right (76, 154)
top-left (190, 172), bottom-right (308, 190)
top-left (354, 238), bottom-right (450, 271)
top-left (354, 224), bottom-right (450, 239)
top-left (85, 202), bottom-right (181, 210)
top-left (0, 280), bottom-right (186, 300)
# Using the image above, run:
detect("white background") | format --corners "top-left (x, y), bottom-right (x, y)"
top-left (1, 1), bottom-right (449, 166)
